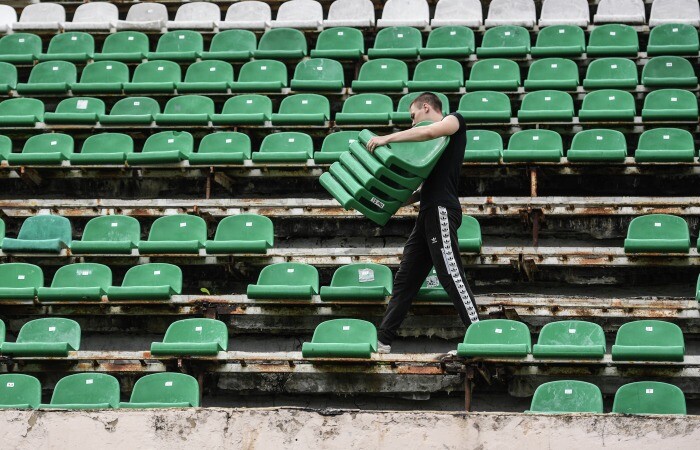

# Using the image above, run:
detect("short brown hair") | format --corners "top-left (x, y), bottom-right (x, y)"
top-left (409, 92), bottom-right (442, 113)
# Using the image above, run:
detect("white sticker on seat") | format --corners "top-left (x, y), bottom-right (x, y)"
top-left (672, 28), bottom-right (678, 32)
top-left (551, 64), bottom-right (558, 68)
top-left (611, 64), bottom-right (617, 69)
top-left (106, 65), bottom-right (113, 70)
top-left (18, 275), bottom-right (25, 280)
top-left (544, 97), bottom-right (551, 101)
top-left (6, 382), bottom-right (14, 388)
top-left (494, 328), bottom-right (502, 334)
top-left (71, 36), bottom-right (77, 41)
top-left (646, 389), bottom-right (654, 394)
top-left (342, 325), bottom-right (350, 331)
top-left (128, 36), bottom-right (134, 41)
top-left (397, 34), bottom-right (404, 38)
top-left (493, 65), bottom-right (500, 69)
top-left (210, 67), bottom-right (216, 72)
top-left (246, 222), bottom-right (253, 227)
top-left (450, 31), bottom-right (456, 36)
top-left (532, 136), bottom-right (539, 141)
top-left (365, 100), bottom-right (372, 105)
top-left (558, 29), bottom-right (565, 34)
top-left (78, 270), bottom-right (91, 276)
top-left (436, 65), bottom-right (443, 69)
top-left (671, 97), bottom-right (677, 102)
top-left (301, 100), bottom-right (308, 105)
top-left (358, 268), bottom-right (374, 283)
top-left (287, 268), bottom-right (294, 273)
top-left (179, 35), bottom-right (185, 40)
top-left (646, 326), bottom-right (654, 331)
top-left (610, 31), bottom-right (616, 36)
top-left (18, 38), bottom-right (25, 43)
top-left (473, 136), bottom-right (480, 141)
top-left (246, 99), bottom-right (253, 104)
top-left (260, 66), bottom-right (267, 70)
top-left (224, 139), bottom-right (232, 144)
top-left (381, 65), bottom-right (387, 69)
top-left (654, 222), bottom-right (662, 227)
top-left (179, 222), bottom-right (187, 227)
top-left (158, 67), bottom-right (164, 71)
top-left (111, 222), bottom-right (118, 227)
top-left (53, 66), bottom-right (59, 71)
top-left (76, 100), bottom-right (89, 110)
top-left (569, 329), bottom-right (576, 334)
top-left (165, 381), bottom-right (173, 386)
top-left (337, 30), bottom-right (344, 36)
top-left (317, 67), bottom-right (323, 71)
top-left (596, 136), bottom-right (603, 141)
top-left (609, 96), bottom-right (615, 100)
top-left (288, 138), bottom-right (295, 143)
top-left (481, 98), bottom-right (488, 102)
top-left (349, 139), bottom-right (356, 144)
top-left (86, 379), bottom-right (93, 385)
top-left (666, 62), bottom-right (673, 67)
top-left (154, 270), bottom-right (161, 275)
top-left (565, 389), bottom-right (573, 394)
top-left (195, 326), bottom-right (202, 332)
top-left (49, 326), bottom-right (56, 332)
top-left (134, 101), bottom-right (140, 106)
top-left (504, 31), bottom-right (511, 36)
top-left (51, 141), bottom-right (57, 146)
top-left (663, 135), bottom-right (670, 140)
top-left (147, 9), bottom-right (153, 13)
top-left (168, 139), bottom-right (175, 144)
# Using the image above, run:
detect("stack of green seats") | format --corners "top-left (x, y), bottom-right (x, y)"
top-left (319, 123), bottom-right (450, 226)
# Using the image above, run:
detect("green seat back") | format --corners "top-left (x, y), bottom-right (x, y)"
top-left (466, 59), bottom-right (521, 89)
top-left (637, 128), bottom-right (695, 154)
top-left (424, 26), bottom-right (475, 53)
top-left (0, 98), bottom-right (44, 121)
top-left (162, 95), bottom-right (215, 116)
top-left (78, 61), bottom-right (129, 85)
top-left (106, 97), bottom-right (160, 117)
top-left (372, 27), bottom-right (422, 51)
top-left (312, 27), bottom-right (364, 54)
top-left (79, 215), bottom-right (140, 245)
top-left (99, 32), bottom-right (149, 57)
top-left (127, 373), bottom-right (199, 407)
top-left (647, 23), bottom-right (699, 55)
top-left (0, 319), bottom-right (4, 342)
top-left (142, 131), bottom-right (194, 156)
top-left (220, 94), bottom-right (272, 116)
top-left (257, 28), bottom-right (307, 54)
top-left (462, 319), bottom-right (532, 350)
top-left (624, 213), bottom-right (690, 253)
top-left (0, 135), bottom-right (11, 160)
top-left (584, 58), bottom-right (638, 87)
top-left (131, 61), bottom-right (181, 84)
top-left (183, 60), bottom-right (234, 84)
top-left (525, 58), bottom-right (579, 86)
top-left (236, 60), bottom-right (287, 84)
top-left (49, 373), bottom-right (119, 408)
top-left (80, 133), bottom-right (134, 156)
top-left (519, 90), bottom-right (574, 115)
top-left (0, 33), bottom-right (42, 59)
top-left (255, 262), bottom-right (319, 292)
top-left (310, 318), bottom-right (377, 347)
top-left (154, 31), bottom-right (203, 54)
top-left (588, 24), bottom-right (639, 55)
top-left (612, 381), bottom-right (686, 415)
top-left (292, 58), bottom-right (344, 84)
top-left (16, 215), bottom-right (72, 244)
top-left (478, 25), bottom-right (531, 54)
top-left (319, 131), bottom-right (360, 154)
top-left (411, 59), bottom-right (464, 84)
top-left (536, 320), bottom-right (606, 348)
top-left (53, 97), bottom-right (106, 116)
top-left (162, 318), bottom-right (227, 351)
top-left (15, 317), bottom-right (80, 350)
top-left (465, 130), bottom-right (503, 157)
top-left (259, 132), bottom-right (314, 157)
top-left (121, 263), bottom-right (182, 293)
top-left (340, 94), bottom-right (393, 115)
top-left (570, 129), bottom-right (627, 154)
top-left (208, 29), bottom-right (257, 54)
top-left (45, 32), bottom-right (94, 56)
top-left (146, 214), bottom-right (206, 243)
top-left (356, 59), bottom-right (408, 84)
top-left (528, 380), bottom-right (603, 413)
top-left (277, 94), bottom-right (330, 119)
top-left (396, 92), bottom-right (450, 116)
top-left (328, 263), bottom-right (392, 292)
top-left (197, 132), bottom-right (252, 159)
top-left (27, 61), bottom-right (77, 85)
top-left (508, 129), bottom-right (563, 152)
top-left (213, 214), bottom-right (273, 246)
top-left (580, 89), bottom-right (636, 115)
top-left (49, 263), bottom-right (112, 290)
top-left (22, 134), bottom-right (73, 156)
top-left (643, 88), bottom-right (698, 113)
top-left (0, 62), bottom-right (17, 88)
top-left (614, 319), bottom-right (685, 349)
top-left (0, 374), bottom-right (41, 409)
top-left (458, 91), bottom-right (511, 119)
top-left (0, 263), bottom-right (43, 290)
top-left (531, 25), bottom-right (586, 55)
top-left (642, 56), bottom-right (697, 87)
top-left (457, 215), bottom-right (482, 250)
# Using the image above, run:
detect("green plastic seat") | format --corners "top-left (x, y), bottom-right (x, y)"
top-left (310, 27), bottom-right (364, 60)
top-left (70, 215), bottom-right (140, 254)
top-left (44, 97), bottom-right (105, 125)
top-left (477, 25), bottom-right (531, 57)
top-left (612, 320), bottom-right (685, 361)
top-left (578, 89), bottom-right (636, 122)
top-left (613, 381), bottom-right (686, 415)
top-left (70, 133), bottom-right (133, 165)
top-left (336, 94), bottom-right (393, 125)
top-left (154, 95), bottom-right (214, 126)
top-left (641, 88), bottom-right (698, 121)
top-left (201, 29), bottom-right (256, 62)
top-left (0, 135), bottom-right (10, 160)
top-left (271, 94), bottom-right (330, 125)
top-left (0, 33), bottom-right (41, 63)
top-left (642, 56), bottom-right (698, 88)
top-left (0, 63), bottom-right (17, 94)
top-left (124, 61), bottom-right (181, 94)
top-left (695, 274), bottom-right (700, 301)
top-left (2, 215), bottom-right (71, 253)
top-left (320, 263), bottom-right (393, 301)
top-left (407, 59), bottom-right (464, 92)
top-left (458, 91), bottom-right (511, 123)
top-left (16, 61), bottom-right (76, 94)
top-left (0, 374), bottom-right (41, 409)
top-left (330, 154), bottom-right (409, 209)
top-left (70, 61), bottom-right (129, 95)
top-left (457, 319), bottom-right (531, 357)
top-left (583, 58), bottom-right (638, 89)
top-left (503, 129), bottom-right (563, 162)
top-left (40, 373), bottom-right (119, 410)
top-left (458, 215), bottom-right (482, 252)
top-left (290, 58), bottom-right (344, 92)
top-left (587, 24), bottom-right (639, 56)
top-left (318, 171), bottom-right (391, 226)
top-left (391, 92), bottom-right (449, 124)
top-left (253, 131), bottom-right (314, 162)
top-left (94, 32), bottom-right (149, 63)
top-left (147, 31), bottom-right (203, 62)
top-left (106, 263), bottom-right (182, 300)
top-left (0, 318), bottom-right (80, 357)
top-left (138, 214), bottom-right (206, 254)
top-left (253, 28), bottom-right (308, 59)
top-left (176, 60), bottom-right (234, 94)
top-left (419, 26), bottom-right (474, 59)
top-left (531, 25), bottom-right (586, 57)
top-left (524, 58), bottom-right (579, 90)
top-left (315, 131), bottom-right (360, 163)
top-left (127, 131), bottom-right (194, 165)
top-left (8, 134), bottom-right (73, 166)
top-left (526, 380), bottom-right (603, 414)
top-left (301, 318), bottom-right (377, 358)
top-left (229, 60), bottom-right (287, 93)
top-left (98, 97), bottom-right (160, 125)
top-left (120, 373), bottom-right (199, 408)
top-left (189, 132), bottom-right (252, 165)
top-left (647, 23), bottom-right (699, 56)
top-left (351, 59), bottom-right (408, 93)
top-left (635, 128), bottom-right (695, 163)
top-left (38, 32), bottom-right (94, 62)
top-left (37, 263), bottom-right (111, 301)
top-left (567, 129), bottom-right (627, 162)
top-left (416, 267), bottom-right (449, 301)
top-left (368, 27), bottom-right (422, 59)
top-left (465, 59), bottom-right (520, 91)
top-left (464, 130), bottom-right (503, 162)
top-left (247, 262), bottom-right (319, 300)
top-left (150, 318), bottom-right (228, 356)
top-left (205, 214), bottom-right (274, 254)
top-left (517, 90), bottom-right (575, 122)
top-left (0, 98), bottom-right (44, 127)
top-left (0, 263), bottom-right (43, 299)
top-left (211, 94), bottom-right (272, 125)
top-left (532, 321), bottom-right (606, 358)
top-left (624, 214), bottom-right (690, 253)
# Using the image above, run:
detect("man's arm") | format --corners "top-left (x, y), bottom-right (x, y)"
top-left (366, 115), bottom-right (461, 153)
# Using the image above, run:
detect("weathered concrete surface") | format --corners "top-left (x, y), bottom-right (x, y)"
top-left (1, 408), bottom-right (698, 449)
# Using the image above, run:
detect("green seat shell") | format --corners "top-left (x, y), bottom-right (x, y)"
top-left (335, 94), bottom-right (393, 125)
top-left (351, 58), bottom-right (408, 93)
top-left (1, 318), bottom-right (80, 357)
top-left (526, 380), bottom-right (603, 414)
top-left (252, 132), bottom-right (314, 162)
top-left (270, 94), bottom-right (330, 126)
top-left (517, 90), bottom-right (575, 122)
top-left (465, 59), bottom-right (521, 91)
top-left (253, 28), bottom-right (308, 59)
top-left (502, 129), bottom-right (563, 162)
top-left (150, 318), bottom-right (228, 356)
top-left (210, 94), bottom-right (272, 126)
top-left (38, 32), bottom-right (94, 63)
top-left (290, 58), bottom-right (345, 92)
top-left (229, 60), bottom-right (288, 93)
top-left (419, 26), bottom-right (474, 58)
top-left (37, 263), bottom-right (111, 301)
top-left (587, 24), bottom-right (639, 56)
top-left (315, 130), bottom-right (360, 163)
top-left (301, 318), bottom-right (377, 358)
top-left (407, 59), bottom-right (464, 92)
top-left (458, 215), bottom-right (482, 252)
top-left (201, 29), bottom-right (257, 62)
top-left (0, 263), bottom-right (43, 300)
top-left (0, 62), bottom-right (17, 94)
top-left (70, 215), bottom-right (140, 254)
top-left (642, 56), bottom-right (698, 88)
top-left (647, 23), bottom-right (699, 56)
top-left (0, 135), bottom-right (11, 161)
top-left (611, 320), bottom-right (685, 362)
top-left (0, 33), bottom-right (42, 63)
top-left (457, 319), bottom-right (532, 357)
top-left (120, 373), bottom-right (200, 408)
top-left (154, 95), bottom-right (215, 126)
top-left (70, 133), bottom-right (133, 165)
top-left (477, 25), bottom-right (531, 57)
top-left (532, 320), bottom-right (606, 358)
top-left (176, 60), bottom-right (234, 94)
top-left (204, 214), bottom-right (274, 254)
top-left (16, 61), bottom-right (76, 94)
top-left (310, 27), bottom-right (364, 60)
top-left (524, 58), bottom-right (579, 90)
top-left (368, 27), bottom-right (422, 59)
top-left (578, 89), bottom-right (636, 122)
top-left (583, 58), bottom-right (638, 89)
top-left (106, 263), bottom-right (182, 300)
top-left (634, 128), bottom-right (695, 163)
top-left (0, 98), bottom-right (44, 127)
top-left (44, 97), bottom-right (105, 125)
top-left (613, 382), bottom-right (686, 415)
top-left (0, 374), bottom-right (41, 409)
top-left (566, 129), bottom-right (627, 162)
top-left (624, 214), bottom-right (690, 254)
top-left (94, 32), bottom-right (149, 63)
top-left (458, 91), bottom-right (511, 123)
top-left (320, 263), bottom-right (393, 301)
top-left (124, 60), bottom-right (181, 94)
top-left (98, 97), bottom-right (160, 125)
top-left (641, 88), bottom-right (699, 121)
top-left (464, 129), bottom-right (503, 162)
top-left (2, 215), bottom-right (71, 254)
top-left (138, 214), bottom-right (206, 254)
top-left (127, 131), bottom-right (194, 165)
top-left (147, 30), bottom-right (203, 62)
top-left (40, 373), bottom-right (119, 410)
top-left (531, 25), bottom-right (586, 57)
top-left (247, 262), bottom-right (319, 300)
top-left (71, 61), bottom-right (129, 95)
top-left (189, 132), bottom-right (252, 165)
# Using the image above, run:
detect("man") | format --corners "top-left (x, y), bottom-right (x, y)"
top-left (365, 92), bottom-right (480, 353)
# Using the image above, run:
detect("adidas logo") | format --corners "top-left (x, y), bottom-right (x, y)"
top-left (431, 237), bottom-right (437, 244)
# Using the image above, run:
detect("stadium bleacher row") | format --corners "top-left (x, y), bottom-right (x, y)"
top-left (0, 0), bottom-right (698, 416)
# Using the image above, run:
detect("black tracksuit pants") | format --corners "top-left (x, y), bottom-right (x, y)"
top-left (378, 205), bottom-right (480, 345)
